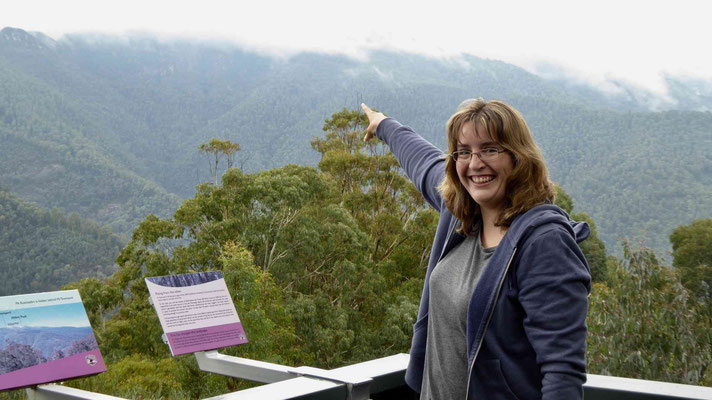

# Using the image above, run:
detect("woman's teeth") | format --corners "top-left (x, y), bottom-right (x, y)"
top-left (471, 176), bottom-right (494, 184)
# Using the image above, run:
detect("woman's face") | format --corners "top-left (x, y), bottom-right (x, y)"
top-left (456, 121), bottom-right (514, 215)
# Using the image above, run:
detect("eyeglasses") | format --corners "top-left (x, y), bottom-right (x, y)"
top-left (450, 147), bottom-right (508, 163)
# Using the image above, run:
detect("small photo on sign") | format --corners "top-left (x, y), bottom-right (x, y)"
top-left (145, 271), bottom-right (248, 356)
top-left (0, 290), bottom-right (106, 391)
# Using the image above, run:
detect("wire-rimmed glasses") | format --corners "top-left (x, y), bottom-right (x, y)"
top-left (450, 147), bottom-right (508, 163)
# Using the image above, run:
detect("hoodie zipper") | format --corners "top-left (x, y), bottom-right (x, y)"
top-left (464, 247), bottom-right (518, 400)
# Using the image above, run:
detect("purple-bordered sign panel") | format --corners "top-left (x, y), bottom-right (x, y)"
top-left (145, 271), bottom-right (248, 356)
top-left (0, 290), bottom-right (105, 391)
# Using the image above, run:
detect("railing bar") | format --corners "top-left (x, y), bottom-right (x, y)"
top-left (25, 384), bottom-right (127, 400)
top-left (196, 353), bottom-right (409, 400)
top-left (194, 350), bottom-right (295, 383)
top-left (586, 374), bottom-right (712, 399)
top-left (200, 376), bottom-right (345, 400)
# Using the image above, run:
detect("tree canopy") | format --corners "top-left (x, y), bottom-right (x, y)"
top-left (671, 219), bottom-right (712, 315)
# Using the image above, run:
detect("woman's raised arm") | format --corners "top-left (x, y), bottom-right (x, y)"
top-left (361, 103), bottom-right (446, 211)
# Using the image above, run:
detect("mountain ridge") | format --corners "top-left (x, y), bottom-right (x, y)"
top-left (0, 26), bottom-right (709, 258)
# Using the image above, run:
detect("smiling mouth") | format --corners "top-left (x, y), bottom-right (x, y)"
top-left (471, 176), bottom-right (494, 184)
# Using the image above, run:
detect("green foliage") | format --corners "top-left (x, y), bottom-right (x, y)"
top-left (219, 242), bottom-right (298, 365)
top-left (554, 184), bottom-right (574, 214)
top-left (0, 189), bottom-right (123, 295)
top-left (587, 240), bottom-right (712, 384)
top-left (571, 212), bottom-right (608, 283)
top-left (554, 184), bottom-right (608, 282)
top-left (670, 219), bottom-right (712, 315)
top-left (62, 277), bottom-right (123, 329)
top-left (313, 108), bottom-right (430, 264)
top-left (199, 138), bottom-right (241, 184)
top-left (68, 355), bottom-right (190, 399)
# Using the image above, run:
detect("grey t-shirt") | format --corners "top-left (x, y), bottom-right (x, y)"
top-left (420, 233), bottom-right (496, 400)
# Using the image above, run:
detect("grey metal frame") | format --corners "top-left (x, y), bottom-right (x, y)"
top-left (585, 374), bottom-right (712, 400)
top-left (23, 352), bottom-right (712, 399)
top-left (195, 351), bottom-right (408, 400)
top-left (25, 384), bottom-right (126, 400)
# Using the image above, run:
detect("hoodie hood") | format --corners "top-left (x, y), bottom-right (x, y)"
top-left (504, 204), bottom-right (590, 249)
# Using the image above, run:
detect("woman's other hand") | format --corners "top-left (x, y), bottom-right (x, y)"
top-left (361, 103), bottom-right (387, 141)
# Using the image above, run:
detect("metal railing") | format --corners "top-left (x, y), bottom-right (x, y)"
top-left (585, 374), bottom-right (712, 400)
top-left (26, 384), bottom-right (125, 400)
top-left (195, 351), bottom-right (407, 399)
top-left (25, 352), bottom-right (712, 400)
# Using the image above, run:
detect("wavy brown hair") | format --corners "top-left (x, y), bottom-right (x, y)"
top-left (437, 98), bottom-right (555, 235)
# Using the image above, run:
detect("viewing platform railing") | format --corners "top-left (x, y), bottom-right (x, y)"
top-left (25, 352), bottom-right (712, 400)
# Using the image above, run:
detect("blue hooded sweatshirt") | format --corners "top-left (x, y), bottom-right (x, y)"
top-left (376, 118), bottom-right (591, 400)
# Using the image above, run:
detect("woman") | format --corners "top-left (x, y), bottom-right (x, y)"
top-left (361, 99), bottom-right (591, 400)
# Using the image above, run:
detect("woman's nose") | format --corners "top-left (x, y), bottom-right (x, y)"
top-left (468, 153), bottom-right (485, 169)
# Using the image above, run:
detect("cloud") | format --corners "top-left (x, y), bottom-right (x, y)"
top-left (2, 0), bottom-right (711, 96)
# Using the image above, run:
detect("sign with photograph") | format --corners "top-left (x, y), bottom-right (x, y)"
top-left (0, 290), bottom-right (106, 391)
top-left (145, 271), bottom-right (248, 356)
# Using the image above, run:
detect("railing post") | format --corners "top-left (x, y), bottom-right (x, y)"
top-left (194, 350), bottom-right (295, 383)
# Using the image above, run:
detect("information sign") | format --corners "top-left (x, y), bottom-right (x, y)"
top-left (0, 290), bottom-right (106, 391)
top-left (145, 271), bottom-right (248, 356)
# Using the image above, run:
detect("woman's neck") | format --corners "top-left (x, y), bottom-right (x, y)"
top-left (479, 208), bottom-right (507, 248)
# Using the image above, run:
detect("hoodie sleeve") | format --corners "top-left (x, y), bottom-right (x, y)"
top-left (375, 118), bottom-right (446, 212)
top-left (515, 224), bottom-right (592, 400)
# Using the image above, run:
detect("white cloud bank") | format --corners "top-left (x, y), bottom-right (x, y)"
top-left (2, 0), bottom-right (710, 94)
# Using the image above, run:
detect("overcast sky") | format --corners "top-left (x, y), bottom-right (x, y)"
top-left (2, 0), bottom-right (709, 94)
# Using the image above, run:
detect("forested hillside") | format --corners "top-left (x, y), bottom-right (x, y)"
top-left (1, 26), bottom-right (710, 257)
top-left (0, 188), bottom-right (122, 295)
top-left (523, 104), bottom-right (712, 253)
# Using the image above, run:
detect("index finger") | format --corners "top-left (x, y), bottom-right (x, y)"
top-left (361, 103), bottom-right (373, 114)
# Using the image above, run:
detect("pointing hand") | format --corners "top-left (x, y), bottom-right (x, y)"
top-left (361, 103), bottom-right (387, 141)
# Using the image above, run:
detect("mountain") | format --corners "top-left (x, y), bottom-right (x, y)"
top-left (0, 26), bottom-right (710, 257)
top-left (664, 74), bottom-right (712, 112)
top-left (526, 60), bottom-right (712, 112)
top-left (0, 28), bottom-right (183, 234)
